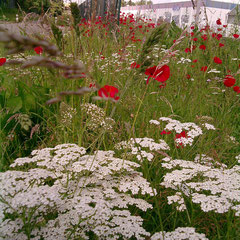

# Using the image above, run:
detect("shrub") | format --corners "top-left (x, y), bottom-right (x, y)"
top-left (16, 0), bottom-right (51, 14)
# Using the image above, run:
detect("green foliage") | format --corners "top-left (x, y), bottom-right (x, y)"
top-left (16, 0), bottom-right (51, 14)
top-left (0, 73), bottom-right (50, 171)
top-left (70, 2), bottom-right (81, 36)
top-left (51, 22), bottom-right (65, 51)
top-left (70, 2), bottom-right (81, 25)
top-left (137, 23), bottom-right (168, 72)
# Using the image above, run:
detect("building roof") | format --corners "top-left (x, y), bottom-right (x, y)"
top-left (227, 4), bottom-right (240, 15)
top-left (122, 0), bottom-right (237, 11)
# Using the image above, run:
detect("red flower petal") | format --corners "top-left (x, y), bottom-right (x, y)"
top-left (223, 75), bottom-right (236, 87)
top-left (201, 66), bottom-right (208, 72)
top-left (185, 48), bottom-right (191, 53)
top-left (0, 57), bottom-right (6, 66)
top-left (154, 65), bottom-right (170, 83)
top-left (131, 62), bottom-right (140, 69)
top-left (213, 56), bottom-right (222, 64)
top-left (233, 34), bottom-right (239, 39)
top-left (233, 86), bottom-right (240, 92)
top-left (216, 19), bottom-right (222, 25)
top-left (98, 85), bottom-right (120, 100)
top-left (34, 46), bottom-right (43, 55)
top-left (199, 45), bottom-right (206, 50)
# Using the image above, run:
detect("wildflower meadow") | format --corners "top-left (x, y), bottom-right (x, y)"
top-left (0, 5), bottom-right (240, 240)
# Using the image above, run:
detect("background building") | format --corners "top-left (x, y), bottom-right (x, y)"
top-left (121, 0), bottom-right (239, 28)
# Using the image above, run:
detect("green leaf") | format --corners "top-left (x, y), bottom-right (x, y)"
top-left (6, 96), bottom-right (22, 113)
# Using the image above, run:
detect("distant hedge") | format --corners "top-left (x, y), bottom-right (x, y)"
top-left (16, 0), bottom-right (51, 14)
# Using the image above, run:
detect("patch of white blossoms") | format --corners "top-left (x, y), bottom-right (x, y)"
top-left (81, 103), bottom-right (115, 132)
top-left (150, 117), bottom-right (215, 147)
top-left (167, 192), bottom-right (186, 212)
top-left (236, 154), bottom-right (240, 164)
top-left (0, 144), bottom-right (155, 240)
top-left (151, 227), bottom-right (208, 240)
top-left (161, 155), bottom-right (240, 215)
top-left (115, 137), bottom-right (170, 162)
top-left (60, 102), bottom-right (77, 126)
top-left (200, 123), bottom-right (216, 130)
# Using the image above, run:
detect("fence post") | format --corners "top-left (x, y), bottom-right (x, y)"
top-left (117, 0), bottom-right (121, 25)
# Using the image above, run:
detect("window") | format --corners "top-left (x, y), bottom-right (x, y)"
top-left (164, 12), bottom-right (172, 23)
top-left (181, 15), bottom-right (189, 24)
top-left (172, 15), bottom-right (180, 24)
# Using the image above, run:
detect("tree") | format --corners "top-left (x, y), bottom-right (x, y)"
top-left (147, 0), bottom-right (153, 5)
top-left (127, 0), bottom-right (136, 6)
top-left (136, 0), bottom-right (147, 6)
top-left (121, 0), bottom-right (128, 7)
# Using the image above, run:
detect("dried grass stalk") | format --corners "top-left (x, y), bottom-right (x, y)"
top-left (0, 26), bottom-right (61, 56)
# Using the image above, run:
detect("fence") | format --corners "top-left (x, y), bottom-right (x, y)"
top-left (0, 0), bottom-right (15, 8)
top-left (79, 0), bottom-right (121, 20)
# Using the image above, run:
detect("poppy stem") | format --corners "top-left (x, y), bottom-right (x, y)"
top-left (146, 76), bottom-right (151, 85)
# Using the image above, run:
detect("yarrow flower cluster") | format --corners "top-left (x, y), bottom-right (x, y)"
top-left (0, 144), bottom-right (155, 239)
top-left (161, 155), bottom-right (240, 215)
top-left (151, 227), bottom-right (209, 240)
top-left (167, 192), bottom-right (186, 211)
top-left (60, 102), bottom-right (77, 126)
top-left (115, 137), bottom-right (170, 162)
top-left (150, 117), bottom-right (208, 147)
top-left (81, 103), bottom-right (115, 132)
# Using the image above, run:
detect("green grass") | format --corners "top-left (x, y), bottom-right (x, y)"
top-left (0, 7), bottom-right (20, 22)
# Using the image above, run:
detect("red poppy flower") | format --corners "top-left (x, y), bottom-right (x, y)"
top-left (145, 65), bottom-right (170, 84)
top-left (160, 130), bottom-right (171, 135)
top-left (201, 66), bottom-right (208, 72)
top-left (34, 46), bottom-right (43, 55)
top-left (176, 131), bottom-right (187, 139)
top-left (223, 75), bottom-right (236, 87)
top-left (193, 59), bottom-right (198, 63)
top-left (216, 19), bottom-right (222, 25)
top-left (219, 43), bottom-right (224, 47)
top-left (233, 34), bottom-right (239, 39)
top-left (216, 34), bottom-right (222, 40)
top-left (159, 82), bottom-right (167, 89)
top-left (213, 56), bottom-right (222, 64)
top-left (186, 74), bottom-right (191, 79)
top-left (89, 83), bottom-right (96, 88)
top-left (233, 86), bottom-right (240, 93)
top-left (98, 85), bottom-right (120, 101)
top-left (193, 37), bottom-right (198, 42)
top-left (223, 25), bottom-right (227, 28)
top-left (185, 48), bottom-right (191, 53)
top-left (190, 32), bottom-right (194, 36)
top-left (190, 26), bottom-right (194, 30)
top-left (0, 57), bottom-right (6, 66)
top-left (175, 131), bottom-right (188, 148)
top-left (212, 33), bottom-right (217, 38)
top-left (131, 62), bottom-right (140, 69)
top-left (199, 45), bottom-right (206, 50)
top-left (201, 34), bottom-right (208, 41)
